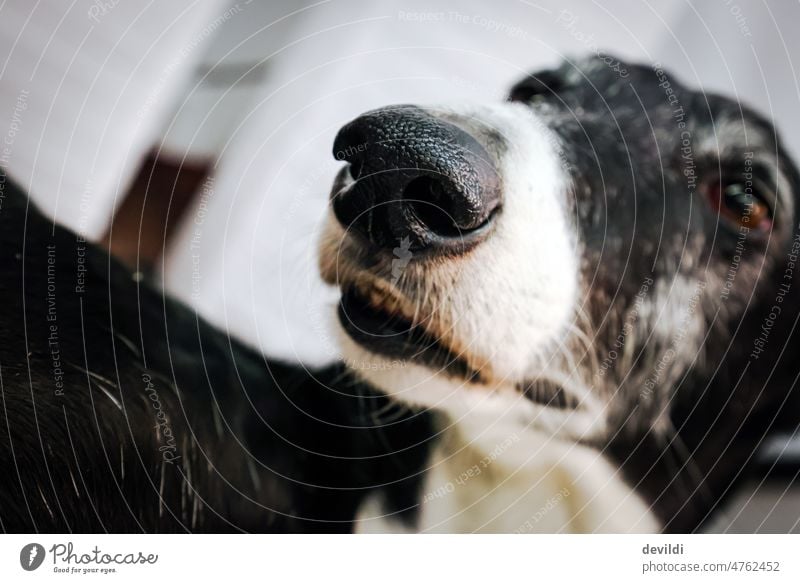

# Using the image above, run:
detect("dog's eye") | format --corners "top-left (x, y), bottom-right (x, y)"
top-left (706, 179), bottom-right (773, 232)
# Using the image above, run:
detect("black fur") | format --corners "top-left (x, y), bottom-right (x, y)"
top-left (510, 57), bottom-right (800, 531)
top-left (0, 177), bottom-right (432, 532)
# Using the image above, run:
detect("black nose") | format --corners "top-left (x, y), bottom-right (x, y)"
top-left (331, 105), bottom-right (501, 254)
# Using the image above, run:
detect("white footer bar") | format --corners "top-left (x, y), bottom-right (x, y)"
top-left (0, 534), bottom-right (796, 581)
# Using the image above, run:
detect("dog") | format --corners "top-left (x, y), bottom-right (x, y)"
top-left (1, 55), bottom-right (799, 533)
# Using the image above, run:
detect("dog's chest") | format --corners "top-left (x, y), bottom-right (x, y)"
top-left (356, 420), bottom-right (661, 533)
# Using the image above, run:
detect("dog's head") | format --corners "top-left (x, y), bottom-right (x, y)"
top-left (319, 56), bottom-right (800, 445)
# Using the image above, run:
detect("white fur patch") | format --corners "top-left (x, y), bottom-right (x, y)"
top-left (356, 412), bottom-right (660, 534)
top-left (321, 102), bottom-right (581, 378)
top-left (431, 102), bottom-right (579, 382)
top-left (338, 332), bottom-right (607, 443)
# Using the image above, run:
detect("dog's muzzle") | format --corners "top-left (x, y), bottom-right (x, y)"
top-left (331, 105), bottom-right (502, 255)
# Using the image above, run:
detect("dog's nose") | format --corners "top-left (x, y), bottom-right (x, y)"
top-left (332, 105), bottom-right (501, 253)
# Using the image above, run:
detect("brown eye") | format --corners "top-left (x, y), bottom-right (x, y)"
top-left (706, 180), bottom-right (773, 232)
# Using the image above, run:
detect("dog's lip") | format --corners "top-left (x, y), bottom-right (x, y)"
top-left (519, 381), bottom-right (580, 410)
top-left (338, 286), bottom-right (584, 412)
top-left (338, 286), bottom-right (476, 379)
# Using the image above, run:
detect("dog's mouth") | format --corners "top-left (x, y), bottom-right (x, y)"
top-left (338, 286), bottom-right (477, 379)
top-left (326, 164), bottom-right (481, 379)
top-left (337, 287), bottom-right (581, 411)
top-left (322, 173), bottom-right (585, 413)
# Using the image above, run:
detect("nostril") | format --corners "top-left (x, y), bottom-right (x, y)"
top-left (402, 176), bottom-right (499, 240)
top-left (403, 177), bottom-right (463, 238)
top-left (349, 159), bottom-right (364, 180)
top-left (333, 106), bottom-right (502, 252)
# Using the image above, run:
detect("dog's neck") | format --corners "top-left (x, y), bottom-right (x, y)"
top-left (356, 407), bottom-right (661, 533)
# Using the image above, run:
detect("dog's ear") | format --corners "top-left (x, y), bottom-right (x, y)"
top-left (507, 69), bottom-right (566, 103)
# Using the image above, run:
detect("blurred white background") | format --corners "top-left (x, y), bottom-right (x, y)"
top-left (0, 0), bottom-right (798, 532)
top-left (2, 0), bottom-right (799, 368)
